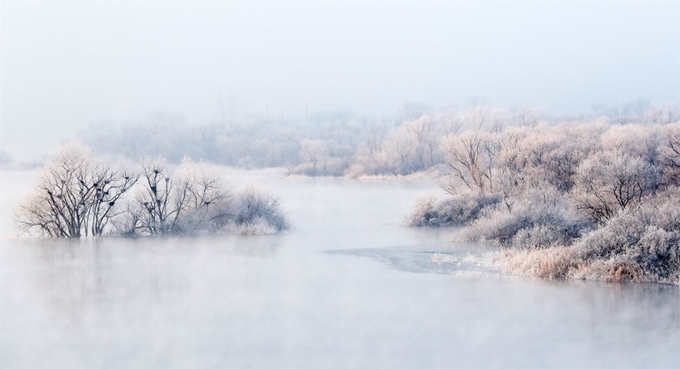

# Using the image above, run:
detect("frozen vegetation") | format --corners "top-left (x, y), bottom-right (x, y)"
top-left (406, 192), bottom-right (501, 227)
top-left (15, 143), bottom-right (289, 238)
top-left (406, 109), bottom-right (680, 284)
top-left (495, 192), bottom-right (680, 284)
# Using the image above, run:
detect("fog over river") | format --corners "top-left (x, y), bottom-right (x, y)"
top-left (1, 169), bottom-right (678, 368)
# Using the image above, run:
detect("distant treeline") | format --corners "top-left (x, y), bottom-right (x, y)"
top-left (80, 102), bottom-right (680, 177)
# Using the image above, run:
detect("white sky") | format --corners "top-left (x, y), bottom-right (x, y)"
top-left (1, 0), bottom-right (679, 160)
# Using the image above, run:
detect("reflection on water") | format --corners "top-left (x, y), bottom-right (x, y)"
top-left (1, 170), bottom-right (679, 368)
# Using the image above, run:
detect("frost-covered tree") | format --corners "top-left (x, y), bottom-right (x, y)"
top-left (16, 143), bottom-right (137, 238)
top-left (495, 123), bottom-right (605, 204)
top-left (438, 106), bottom-right (511, 194)
top-left (118, 158), bottom-right (289, 236)
top-left (513, 107), bottom-right (545, 128)
top-left (123, 158), bottom-right (232, 236)
top-left (660, 123), bottom-right (680, 185)
top-left (573, 151), bottom-right (661, 223)
top-left (441, 129), bottom-right (501, 194)
top-left (405, 115), bottom-right (442, 169)
top-left (601, 124), bottom-right (664, 165)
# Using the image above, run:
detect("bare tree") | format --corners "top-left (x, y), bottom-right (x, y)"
top-left (87, 164), bottom-right (138, 236)
top-left (128, 158), bottom-right (233, 236)
top-left (16, 143), bottom-right (137, 238)
top-left (134, 158), bottom-right (178, 235)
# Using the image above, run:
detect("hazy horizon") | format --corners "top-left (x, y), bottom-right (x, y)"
top-left (2, 0), bottom-right (679, 160)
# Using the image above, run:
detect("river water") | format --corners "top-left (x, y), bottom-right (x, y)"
top-left (1, 169), bottom-right (678, 368)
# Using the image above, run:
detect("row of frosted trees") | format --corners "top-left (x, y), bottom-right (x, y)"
top-left (15, 144), bottom-right (288, 238)
top-left (80, 103), bottom-right (680, 177)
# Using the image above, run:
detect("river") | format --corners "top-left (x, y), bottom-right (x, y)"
top-left (1, 169), bottom-right (678, 368)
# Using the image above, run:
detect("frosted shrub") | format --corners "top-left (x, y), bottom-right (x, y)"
top-left (496, 193), bottom-right (680, 284)
top-left (406, 193), bottom-right (500, 227)
top-left (567, 194), bottom-right (680, 283)
top-left (462, 186), bottom-right (593, 248)
top-left (226, 218), bottom-right (281, 236)
top-left (494, 246), bottom-right (576, 279)
top-left (232, 187), bottom-right (289, 233)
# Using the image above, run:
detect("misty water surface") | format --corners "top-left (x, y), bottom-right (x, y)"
top-left (1, 170), bottom-right (678, 368)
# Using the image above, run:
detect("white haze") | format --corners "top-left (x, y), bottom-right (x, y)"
top-left (1, 0), bottom-right (679, 160)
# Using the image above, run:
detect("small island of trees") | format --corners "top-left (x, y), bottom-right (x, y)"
top-left (15, 143), bottom-right (289, 238)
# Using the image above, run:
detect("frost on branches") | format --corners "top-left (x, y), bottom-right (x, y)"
top-left (16, 145), bottom-right (289, 238)
top-left (408, 119), bottom-right (680, 284)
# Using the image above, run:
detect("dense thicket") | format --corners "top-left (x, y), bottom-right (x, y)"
top-left (495, 192), bottom-right (680, 284)
top-left (16, 144), bottom-right (289, 238)
top-left (406, 113), bottom-right (679, 284)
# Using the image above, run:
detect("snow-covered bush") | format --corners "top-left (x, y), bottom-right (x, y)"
top-left (496, 192), bottom-right (680, 284)
top-left (406, 193), bottom-right (500, 227)
top-left (461, 186), bottom-right (593, 249)
top-left (230, 187), bottom-right (289, 234)
top-left (568, 192), bottom-right (680, 283)
top-left (494, 246), bottom-right (576, 280)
